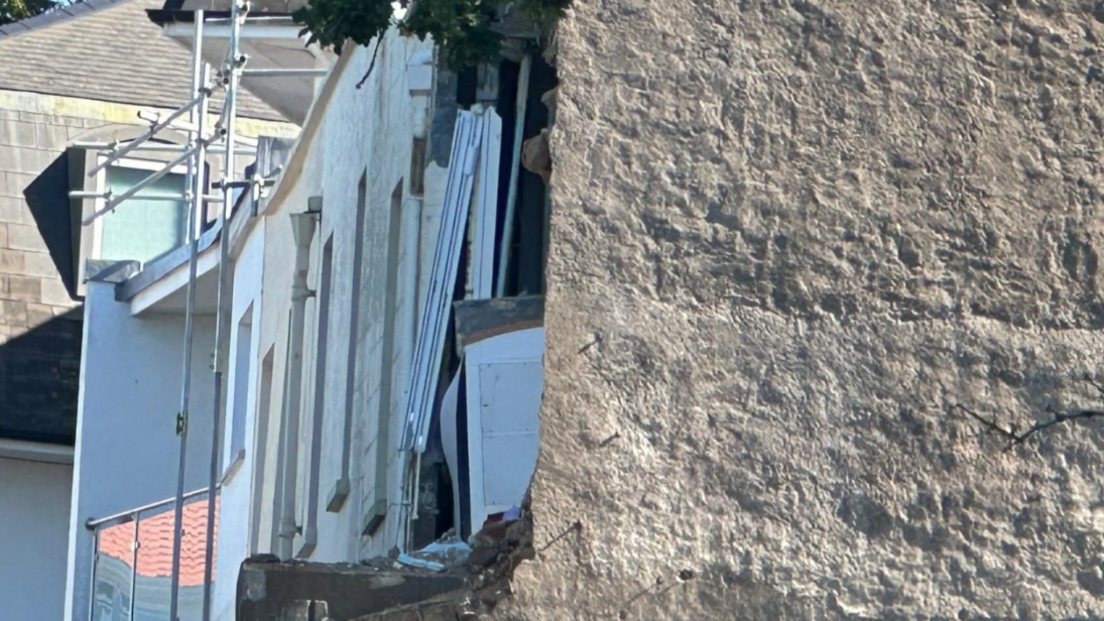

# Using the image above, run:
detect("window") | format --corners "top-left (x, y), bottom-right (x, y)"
top-left (250, 346), bottom-right (276, 555)
top-left (224, 304), bottom-right (253, 483)
top-left (70, 143), bottom-right (198, 297)
top-left (329, 172), bottom-right (367, 512)
top-left (98, 165), bottom-right (188, 263)
top-left (299, 236), bottom-right (333, 557)
top-left (364, 181), bottom-right (404, 535)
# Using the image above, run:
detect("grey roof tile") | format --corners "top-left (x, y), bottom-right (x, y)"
top-left (0, 0), bottom-right (289, 122)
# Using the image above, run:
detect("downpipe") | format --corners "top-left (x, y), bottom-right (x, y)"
top-left (278, 210), bottom-right (318, 559)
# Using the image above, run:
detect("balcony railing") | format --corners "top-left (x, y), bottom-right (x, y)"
top-left (85, 488), bottom-right (220, 621)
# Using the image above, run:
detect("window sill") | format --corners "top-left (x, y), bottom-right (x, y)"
top-left (325, 477), bottom-right (350, 513)
top-left (295, 526), bottom-right (317, 558)
top-left (361, 498), bottom-right (386, 536)
top-left (220, 449), bottom-right (246, 486)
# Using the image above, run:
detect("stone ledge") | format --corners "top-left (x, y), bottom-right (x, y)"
top-left (237, 558), bottom-right (470, 621)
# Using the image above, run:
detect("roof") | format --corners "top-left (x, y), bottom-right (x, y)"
top-left (149, 0), bottom-right (307, 21)
top-left (0, 0), bottom-right (289, 122)
top-left (97, 495), bottom-right (219, 586)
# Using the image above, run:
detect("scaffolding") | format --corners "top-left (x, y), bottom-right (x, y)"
top-left (68, 1), bottom-right (296, 619)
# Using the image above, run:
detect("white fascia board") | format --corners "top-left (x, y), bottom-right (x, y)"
top-left (129, 243), bottom-right (221, 316)
top-left (0, 438), bottom-right (74, 464)
top-left (163, 22), bottom-right (307, 40)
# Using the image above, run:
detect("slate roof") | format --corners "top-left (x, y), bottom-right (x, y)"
top-left (0, 0), bottom-right (288, 122)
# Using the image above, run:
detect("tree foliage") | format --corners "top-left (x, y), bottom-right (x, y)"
top-left (293, 0), bottom-right (570, 69)
top-left (0, 0), bottom-right (56, 26)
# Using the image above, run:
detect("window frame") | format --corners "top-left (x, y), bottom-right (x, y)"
top-left (91, 155), bottom-right (190, 262)
top-left (70, 144), bottom-right (204, 297)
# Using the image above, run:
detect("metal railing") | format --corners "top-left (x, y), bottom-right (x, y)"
top-left (85, 487), bottom-right (219, 621)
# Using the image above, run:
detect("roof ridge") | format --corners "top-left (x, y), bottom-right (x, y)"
top-left (0, 0), bottom-right (133, 40)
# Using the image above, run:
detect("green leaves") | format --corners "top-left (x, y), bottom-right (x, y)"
top-left (292, 0), bottom-right (393, 55)
top-left (401, 0), bottom-right (501, 69)
top-left (293, 0), bottom-right (568, 69)
top-left (1, 0), bottom-right (56, 26)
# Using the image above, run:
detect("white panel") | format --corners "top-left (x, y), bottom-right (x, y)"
top-left (464, 327), bottom-right (544, 530)
top-left (478, 362), bottom-right (542, 433)
top-left (401, 109), bottom-right (489, 453)
top-left (471, 108), bottom-right (502, 299)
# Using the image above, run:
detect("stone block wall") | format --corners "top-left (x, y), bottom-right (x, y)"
top-left (0, 96), bottom-right (89, 445)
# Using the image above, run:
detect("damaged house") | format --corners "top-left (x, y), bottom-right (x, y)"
top-left (65, 0), bottom-right (555, 619)
top-left (42, 0), bottom-right (1104, 619)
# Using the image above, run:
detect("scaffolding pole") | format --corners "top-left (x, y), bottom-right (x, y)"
top-left (73, 141), bottom-right (256, 156)
top-left (81, 144), bottom-right (203, 225)
top-left (202, 0), bottom-right (246, 618)
top-left (86, 95), bottom-right (204, 177)
top-left (168, 10), bottom-right (206, 621)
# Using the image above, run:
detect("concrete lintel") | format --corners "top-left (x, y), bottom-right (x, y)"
top-left (237, 559), bottom-right (469, 621)
top-left (453, 294), bottom-right (544, 350)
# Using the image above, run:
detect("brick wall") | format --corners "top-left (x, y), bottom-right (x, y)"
top-left (0, 102), bottom-right (89, 445)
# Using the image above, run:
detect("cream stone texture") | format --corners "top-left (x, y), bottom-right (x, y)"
top-left (494, 0), bottom-right (1104, 618)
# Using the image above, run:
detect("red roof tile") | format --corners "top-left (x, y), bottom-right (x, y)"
top-left (98, 496), bottom-right (219, 587)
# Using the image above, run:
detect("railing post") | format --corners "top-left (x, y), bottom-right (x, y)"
top-left (87, 531), bottom-right (99, 621)
top-left (129, 514), bottom-right (140, 621)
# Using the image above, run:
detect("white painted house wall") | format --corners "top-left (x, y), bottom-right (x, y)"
top-left (0, 456), bottom-right (73, 621)
top-left (211, 224), bottom-right (265, 621)
top-left (64, 280), bottom-right (216, 621)
top-left (226, 28), bottom-right (436, 573)
top-left (311, 30), bottom-right (430, 564)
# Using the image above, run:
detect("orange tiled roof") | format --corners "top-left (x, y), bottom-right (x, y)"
top-left (97, 496), bottom-right (219, 587)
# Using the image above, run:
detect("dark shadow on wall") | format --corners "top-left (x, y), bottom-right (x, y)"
top-left (0, 312), bottom-right (81, 445)
top-left (23, 152), bottom-right (77, 297)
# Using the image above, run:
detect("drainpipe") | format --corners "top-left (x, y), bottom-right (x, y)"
top-left (278, 206), bottom-right (318, 559)
top-left (407, 93), bottom-right (428, 341)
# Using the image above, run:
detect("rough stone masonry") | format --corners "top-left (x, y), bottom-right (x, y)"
top-left (493, 0), bottom-right (1104, 618)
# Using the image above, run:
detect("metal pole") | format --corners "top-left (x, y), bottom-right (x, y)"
top-left (85, 487), bottom-right (213, 530)
top-left (494, 53), bottom-right (531, 297)
top-left (241, 68), bottom-right (328, 78)
top-left (87, 532), bottom-right (98, 621)
top-left (85, 95), bottom-right (203, 177)
top-left (71, 191), bottom-right (192, 202)
top-left (169, 11), bottom-right (205, 620)
top-left (128, 514), bottom-right (140, 620)
top-left (73, 142), bottom-right (257, 156)
top-left (202, 1), bottom-right (245, 618)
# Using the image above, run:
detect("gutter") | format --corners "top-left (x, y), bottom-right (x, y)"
top-left (146, 9), bottom-right (299, 26)
top-left (0, 438), bottom-right (74, 465)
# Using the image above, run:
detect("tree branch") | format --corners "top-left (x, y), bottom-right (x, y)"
top-left (355, 36), bottom-right (383, 90)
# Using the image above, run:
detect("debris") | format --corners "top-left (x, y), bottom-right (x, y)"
top-left (397, 554), bottom-right (446, 572)
top-left (521, 128), bottom-right (552, 184)
top-left (416, 537), bottom-right (472, 566)
top-left (396, 532), bottom-right (472, 573)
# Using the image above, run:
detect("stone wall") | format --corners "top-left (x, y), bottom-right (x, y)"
top-left (500, 1), bottom-right (1104, 618)
top-left (0, 94), bottom-right (87, 444)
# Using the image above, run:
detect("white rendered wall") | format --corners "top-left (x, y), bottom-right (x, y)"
top-left (225, 28), bottom-right (435, 578)
top-left (211, 224), bottom-right (265, 621)
top-left (312, 30), bottom-right (431, 563)
top-left (0, 456), bottom-right (73, 621)
top-left (64, 281), bottom-right (216, 621)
